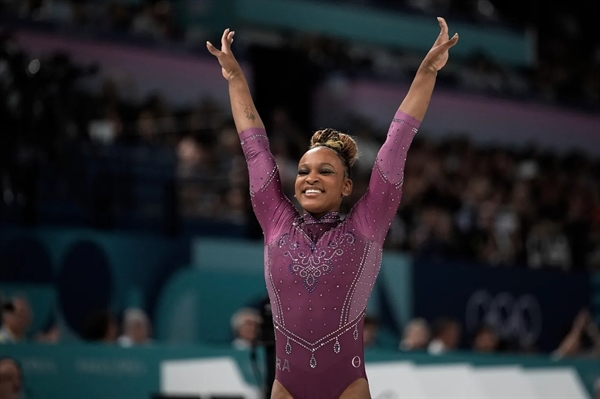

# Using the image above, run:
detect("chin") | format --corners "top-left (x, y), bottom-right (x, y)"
top-left (301, 203), bottom-right (335, 217)
top-left (298, 201), bottom-right (322, 214)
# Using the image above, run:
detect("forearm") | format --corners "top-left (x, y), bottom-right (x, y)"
top-left (398, 66), bottom-right (437, 122)
top-left (554, 330), bottom-right (582, 357)
top-left (228, 74), bottom-right (265, 134)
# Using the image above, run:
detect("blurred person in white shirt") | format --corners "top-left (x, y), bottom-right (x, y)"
top-left (230, 307), bottom-right (261, 350)
top-left (399, 318), bottom-right (430, 351)
top-left (428, 317), bottom-right (461, 355)
top-left (118, 308), bottom-right (152, 347)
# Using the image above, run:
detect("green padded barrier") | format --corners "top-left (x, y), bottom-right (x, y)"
top-left (192, 237), bottom-right (264, 274)
top-left (235, 0), bottom-right (532, 66)
top-left (154, 267), bottom-right (266, 345)
top-left (379, 252), bottom-right (413, 328)
top-left (1, 344), bottom-right (597, 399)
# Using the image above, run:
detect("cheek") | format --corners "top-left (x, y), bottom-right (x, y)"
top-left (294, 179), bottom-right (302, 194)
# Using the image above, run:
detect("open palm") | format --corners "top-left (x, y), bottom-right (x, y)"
top-left (422, 17), bottom-right (459, 72)
top-left (207, 28), bottom-right (242, 81)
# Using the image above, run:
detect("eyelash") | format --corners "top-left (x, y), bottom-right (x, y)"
top-left (297, 170), bottom-right (333, 175)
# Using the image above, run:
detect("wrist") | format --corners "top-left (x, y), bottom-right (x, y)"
top-left (417, 63), bottom-right (438, 76)
top-left (227, 70), bottom-right (245, 82)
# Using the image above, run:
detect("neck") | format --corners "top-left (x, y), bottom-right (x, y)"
top-left (304, 210), bottom-right (340, 219)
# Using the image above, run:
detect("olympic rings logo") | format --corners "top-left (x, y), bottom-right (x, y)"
top-left (465, 290), bottom-right (542, 346)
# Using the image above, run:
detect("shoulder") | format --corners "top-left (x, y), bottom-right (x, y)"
top-left (265, 211), bottom-right (303, 246)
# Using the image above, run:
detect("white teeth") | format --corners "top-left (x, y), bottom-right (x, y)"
top-left (305, 189), bottom-right (322, 194)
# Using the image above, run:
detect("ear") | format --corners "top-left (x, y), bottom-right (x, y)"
top-left (342, 178), bottom-right (353, 197)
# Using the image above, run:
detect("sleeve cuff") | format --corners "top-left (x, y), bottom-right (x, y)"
top-left (239, 127), bottom-right (268, 141)
top-left (394, 111), bottom-right (421, 129)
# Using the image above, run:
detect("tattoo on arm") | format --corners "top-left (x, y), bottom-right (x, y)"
top-left (243, 104), bottom-right (256, 121)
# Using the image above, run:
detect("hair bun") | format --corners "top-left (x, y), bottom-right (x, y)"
top-left (310, 128), bottom-right (359, 169)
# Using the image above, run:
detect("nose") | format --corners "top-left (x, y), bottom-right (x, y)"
top-left (306, 174), bottom-right (319, 184)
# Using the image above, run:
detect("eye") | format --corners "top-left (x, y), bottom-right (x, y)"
top-left (297, 170), bottom-right (308, 176)
top-left (320, 169), bottom-right (334, 175)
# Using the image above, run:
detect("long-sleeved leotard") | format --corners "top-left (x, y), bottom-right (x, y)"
top-left (240, 111), bottom-right (419, 399)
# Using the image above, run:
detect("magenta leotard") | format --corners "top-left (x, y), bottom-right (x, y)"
top-left (240, 111), bottom-right (419, 399)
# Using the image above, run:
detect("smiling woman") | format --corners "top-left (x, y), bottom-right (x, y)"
top-left (207, 19), bottom-right (458, 399)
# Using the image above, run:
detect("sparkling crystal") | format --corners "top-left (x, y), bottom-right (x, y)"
top-left (333, 337), bottom-right (341, 353)
top-left (353, 325), bottom-right (359, 341)
top-left (285, 338), bottom-right (292, 354)
top-left (309, 353), bottom-right (317, 369)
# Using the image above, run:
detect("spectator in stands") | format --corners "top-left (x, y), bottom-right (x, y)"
top-left (0, 298), bottom-right (32, 344)
top-left (130, 1), bottom-right (163, 39)
top-left (363, 316), bottom-right (379, 348)
top-left (552, 309), bottom-right (600, 359)
top-left (0, 357), bottom-right (23, 399)
top-left (81, 309), bottom-right (118, 343)
top-left (399, 318), bottom-right (430, 351)
top-left (34, 321), bottom-right (61, 344)
top-left (230, 307), bottom-right (261, 350)
top-left (118, 308), bottom-right (152, 347)
top-left (471, 324), bottom-right (499, 353)
top-left (526, 219), bottom-right (572, 271)
top-left (411, 206), bottom-right (460, 261)
top-left (428, 317), bottom-right (461, 355)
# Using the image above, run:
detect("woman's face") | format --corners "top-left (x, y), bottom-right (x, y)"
top-left (295, 147), bottom-right (352, 217)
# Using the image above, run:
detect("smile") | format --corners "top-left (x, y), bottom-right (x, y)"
top-left (303, 189), bottom-right (324, 196)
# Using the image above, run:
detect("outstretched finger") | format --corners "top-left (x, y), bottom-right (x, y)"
top-left (226, 30), bottom-right (235, 48)
top-left (435, 17), bottom-right (449, 46)
top-left (206, 41), bottom-right (222, 57)
top-left (444, 33), bottom-right (459, 49)
top-left (221, 28), bottom-right (232, 53)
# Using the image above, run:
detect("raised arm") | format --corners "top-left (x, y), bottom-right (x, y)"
top-left (207, 29), bottom-right (295, 241)
top-left (207, 29), bottom-right (264, 133)
top-left (400, 17), bottom-right (458, 121)
top-left (350, 18), bottom-right (458, 243)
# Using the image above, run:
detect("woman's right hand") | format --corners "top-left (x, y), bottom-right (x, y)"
top-left (207, 28), bottom-right (243, 81)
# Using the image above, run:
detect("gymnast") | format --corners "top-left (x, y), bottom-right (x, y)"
top-left (208, 17), bottom-right (459, 399)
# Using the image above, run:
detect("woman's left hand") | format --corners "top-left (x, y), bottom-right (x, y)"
top-left (421, 17), bottom-right (459, 73)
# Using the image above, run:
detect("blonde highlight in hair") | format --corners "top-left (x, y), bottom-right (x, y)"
top-left (309, 128), bottom-right (359, 174)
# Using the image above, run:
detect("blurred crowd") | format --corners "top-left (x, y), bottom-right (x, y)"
top-left (2, 295), bottom-right (599, 359)
top-left (0, 296), bottom-right (152, 346)
top-left (0, 0), bottom-right (598, 110)
top-left (0, 0), bottom-right (181, 41)
top-left (396, 310), bottom-right (600, 359)
top-left (385, 134), bottom-right (600, 271)
top-left (1, 294), bottom-right (599, 397)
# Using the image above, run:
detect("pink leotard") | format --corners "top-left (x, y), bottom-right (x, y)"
top-left (240, 111), bottom-right (419, 399)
